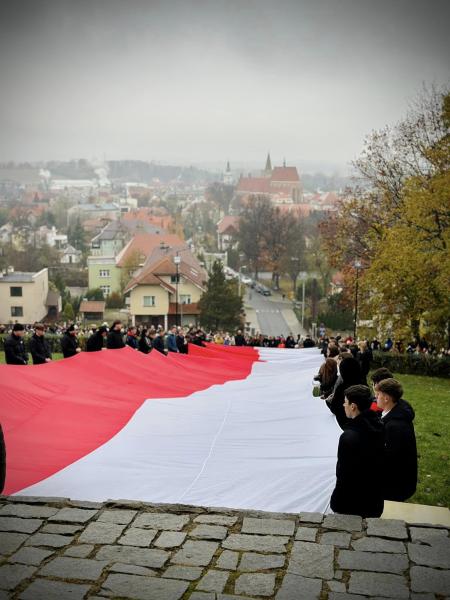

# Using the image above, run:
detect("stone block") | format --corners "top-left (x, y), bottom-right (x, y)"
top-left (410, 565), bottom-right (450, 594)
top-left (48, 507), bottom-right (98, 523)
top-left (25, 533), bottom-right (74, 548)
top-left (97, 508), bottom-right (138, 524)
top-left (299, 512), bottom-right (324, 524)
top-left (0, 532), bottom-right (28, 555)
top-left (0, 504), bottom-right (58, 519)
top-left (242, 517), bottom-right (295, 536)
top-left (101, 573), bottom-right (189, 600)
top-left (109, 563), bottom-right (156, 576)
top-left (338, 549), bottom-right (408, 574)
top-left (163, 565), bottom-right (203, 580)
top-left (328, 594), bottom-right (366, 600)
top-left (327, 580), bottom-right (346, 592)
top-left (365, 518), bottom-right (407, 539)
top-left (320, 531), bottom-right (351, 548)
top-left (194, 514), bottom-right (238, 526)
top-left (118, 527), bottom-right (157, 547)
top-left (171, 540), bottom-right (219, 566)
top-left (0, 564), bottom-right (37, 590)
top-left (275, 573), bottom-right (322, 599)
top-left (39, 556), bottom-right (108, 581)
top-left (42, 523), bottom-right (82, 534)
top-left (287, 541), bottom-right (334, 579)
top-left (408, 539), bottom-right (450, 568)
top-left (351, 536), bottom-right (406, 553)
top-left (322, 514), bottom-right (362, 532)
top-left (64, 544), bottom-right (94, 558)
top-left (133, 512), bottom-right (190, 531)
top-left (190, 594), bottom-right (215, 600)
top-left (0, 517), bottom-right (42, 534)
top-left (154, 531), bottom-right (187, 548)
top-left (18, 579), bottom-right (90, 600)
top-left (190, 524), bottom-right (228, 540)
top-left (78, 521), bottom-right (126, 544)
top-left (96, 544), bottom-right (169, 568)
top-left (348, 571), bottom-right (409, 598)
top-left (239, 552), bottom-right (285, 571)
top-left (295, 527), bottom-right (318, 542)
top-left (235, 572), bottom-right (275, 597)
top-left (9, 547), bottom-right (54, 566)
top-left (409, 526), bottom-right (448, 544)
top-left (216, 550), bottom-right (239, 570)
top-left (222, 533), bottom-right (289, 553)
top-left (197, 569), bottom-right (229, 592)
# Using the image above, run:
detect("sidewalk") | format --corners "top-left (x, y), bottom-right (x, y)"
top-left (0, 496), bottom-right (449, 599)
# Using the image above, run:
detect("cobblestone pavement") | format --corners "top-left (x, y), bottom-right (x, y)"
top-left (0, 496), bottom-right (449, 599)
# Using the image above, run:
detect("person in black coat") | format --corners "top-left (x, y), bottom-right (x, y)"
top-left (151, 330), bottom-right (166, 354)
top-left (4, 323), bottom-right (28, 364)
top-left (61, 325), bottom-right (81, 358)
top-left (330, 384), bottom-right (384, 518)
top-left (326, 356), bottom-right (364, 429)
top-left (106, 320), bottom-right (125, 349)
top-left (86, 326), bottom-right (108, 352)
top-left (126, 326), bottom-right (139, 349)
top-left (0, 424), bottom-right (5, 494)
top-left (138, 328), bottom-right (152, 354)
top-left (375, 378), bottom-right (418, 501)
top-left (176, 328), bottom-right (188, 354)
top-left (29, 323), bottom-right (52, 364)
top-left (234, 330), bottom-right (246, 346)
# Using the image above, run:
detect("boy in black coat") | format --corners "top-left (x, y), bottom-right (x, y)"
top-left (4, 323), bottom-right (28, 365)
top-left (29, 323), bottom-right (52, 364)
top-left (375, 378), bottom-right (418, 501)
top-left (330, 384), bottom-right (384, 518)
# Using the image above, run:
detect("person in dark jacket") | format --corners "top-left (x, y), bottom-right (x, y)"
top-left (302, 334), bottom-right (315, 348)
top-left (375, 378), bottom-right (418, 501)
top-left (4, 323), bottom-right (29, 364)
top-left (167, 326), bottom-right (179, 352)
top-left (0, 424), bottom-right (5, 494)
top-left (176, 327), bottom-right (188, 354)
top-left (86, 326), bottom-right (108, 352)
top-left (138, 327), bottom-right (152, 354)
top-left (106, 320), bottom-right (125, 349)
top-left (326, 356), bottom-right (364, 429)
top-left (60, 325), bottom-right (81, 358)
top-left (330, 384), bottom-right (384, 518)
top-left (152, 330), bottom-right (166, 354)
top-left (356, 340), bottom-right (373, 382)
top-left (29, 323), bottom-right (52, 364)
top-left (234, 330), bottom-right (246, 346)
top-left (126, 326), bottom-right (139, 349)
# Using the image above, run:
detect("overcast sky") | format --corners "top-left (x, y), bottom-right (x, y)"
top-left (0, 0), bottom-right (449, 172)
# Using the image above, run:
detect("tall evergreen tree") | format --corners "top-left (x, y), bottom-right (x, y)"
top-left (199, 261), bottom-right (243, 332)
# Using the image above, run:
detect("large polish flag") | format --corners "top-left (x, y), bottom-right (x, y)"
top-left (1, 345), bottom-right (340, 513)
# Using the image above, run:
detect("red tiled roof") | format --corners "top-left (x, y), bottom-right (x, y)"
top-left (79, 301), bottom-right (106, 313)
top-left (275, 203), bottom-right (311, 217)
top-left (270, 167), bottom-right (300, 182)
top-left (217, 216), bottom-right (240, 235)
top-left (116, 233), bottom-right (185, 267)
top-left (236, 177), bottom-right (271, 194)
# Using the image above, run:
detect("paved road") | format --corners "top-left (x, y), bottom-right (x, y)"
top-left (245, 289), bottom-right (294, 337)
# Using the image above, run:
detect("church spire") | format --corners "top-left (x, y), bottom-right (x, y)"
top-left (264, 152), bottom-right (272, 173)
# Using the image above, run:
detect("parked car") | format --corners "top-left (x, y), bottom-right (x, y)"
top-left (241, 274), bottom-right (252, 285)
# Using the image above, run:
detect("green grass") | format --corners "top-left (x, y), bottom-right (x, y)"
top-left (2, 351), bottom-right (449, 507)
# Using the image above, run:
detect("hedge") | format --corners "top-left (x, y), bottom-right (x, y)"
top-left (372, 351), bottom-right (450, 378)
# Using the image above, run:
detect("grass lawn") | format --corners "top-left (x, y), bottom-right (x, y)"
top-left (1, 351), bottom-right (449, 507)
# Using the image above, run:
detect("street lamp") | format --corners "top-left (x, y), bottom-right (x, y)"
top-left (353, 259), bottom-right (362, 340)
top-left (174, 252), bottom-right (181, 327)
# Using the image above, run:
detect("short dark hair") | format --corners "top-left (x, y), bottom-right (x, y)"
top-left (371, 367), bottom-right (394, 384)
top-left (345, 385), bottom-right (372, 411)
top-left (328, 345), bottom-right (339, 358)
top-left (13, 323), bottom-right (24, 331)
top-left (377, 378), bottom-right (403, 403)
top-left (34, 323), bottom-right (45, 331)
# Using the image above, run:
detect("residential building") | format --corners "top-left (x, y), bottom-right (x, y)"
top-left (217, 216), bottom-right (240, 251)
top-left (236, 155), bottom-right (302, 204)
top-left (60, 244), bottom-right (82, 264)
top-left (0, 268), bottom-right (61, 324)
top-left (67, 203), bottom-right (122, 225)
top-left (124, 244), bottom-right (207, 328)
top-left (79, 300), bottom-right (106, 322)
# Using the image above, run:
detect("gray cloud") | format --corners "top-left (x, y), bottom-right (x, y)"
top-left (0, 0), bottom-right (449, 170)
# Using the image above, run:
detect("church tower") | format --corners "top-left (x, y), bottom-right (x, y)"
top-left (264, 152), bottom-right (272, 177)
top-left (223, 160), bottom-right (233, 185)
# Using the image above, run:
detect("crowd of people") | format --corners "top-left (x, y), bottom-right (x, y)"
top-left (314, 337), bottom-right (418, 518)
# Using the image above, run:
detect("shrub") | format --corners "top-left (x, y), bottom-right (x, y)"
top-left (372, 351), bottom-right (450, 378)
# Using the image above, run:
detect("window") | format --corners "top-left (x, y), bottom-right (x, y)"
top-left (100, 285), bottom-right (111, 297)
top-left (99, 269), bottom-right (110, 278)
top-left (170, 274), bottom-right (180, 283)
top-left (180, 294), bottom-right (191, 304)
top-left (10, 286), bottom-right (22, 297)
top-left (11, 306), bottom-right (23, 317)
top-left (143, 296), bottom-right (156, 307)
